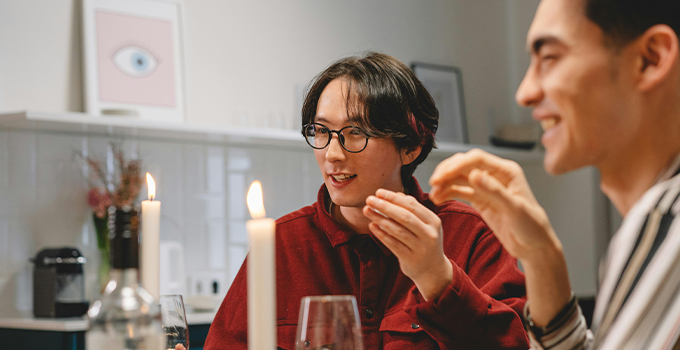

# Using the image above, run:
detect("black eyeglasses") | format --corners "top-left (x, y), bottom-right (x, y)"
top-left (303, 123), bottom-right (370, 153)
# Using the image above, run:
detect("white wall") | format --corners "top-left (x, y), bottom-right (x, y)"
top-left (0, 0), bottom-right (539, 144)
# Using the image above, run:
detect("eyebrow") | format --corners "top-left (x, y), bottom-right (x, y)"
top-left (313, 115), bottom-right (363, 126)
top-left (314, 116), bottom-right (330, 124)
top-left (530, 36), bottom-right (563, 54)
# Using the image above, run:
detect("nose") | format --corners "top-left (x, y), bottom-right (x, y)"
top-left (325, 134), bottom-right (346, 162)
top-left (515, 63), bottom-right (543, 107)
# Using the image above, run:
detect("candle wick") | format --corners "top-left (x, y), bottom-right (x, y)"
top-left (150, 195), bottom-right (155, 202)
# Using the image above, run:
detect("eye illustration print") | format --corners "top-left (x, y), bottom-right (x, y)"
top-left (112, 45), bottom-right (159, 78)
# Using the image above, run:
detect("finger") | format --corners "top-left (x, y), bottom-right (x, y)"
top-left (467, 169), bottom-right (517, 213)
top-left (363, 205), bottom-right (417, 247)
top-left (430, 176), bottom-right (471, 202)
top-left (373, 189), bottom-right (440, 226)
top-left (430, 149), bottom-right (517, 189)
top-left (369, 222), bottom-right (411, 257)
top-left (430, 184), bottom-right (475, 204)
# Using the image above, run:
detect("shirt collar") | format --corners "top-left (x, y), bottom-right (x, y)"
top-left (314, 177), bottom-right (429, 256)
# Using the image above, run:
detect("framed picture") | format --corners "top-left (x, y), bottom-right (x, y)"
top-left (82, 0), bottom-right (187, 123)
top-left (411, 62), bottom-right (468, 144)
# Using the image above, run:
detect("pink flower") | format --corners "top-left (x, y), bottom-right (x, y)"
top-left (87, 188), bottom-right (102, 208)
top-left (88, 188), bottom-right (112, 218)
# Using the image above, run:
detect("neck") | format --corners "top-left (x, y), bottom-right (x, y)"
top-left (334, 205), bottom-right (372, 234)
top-left (599, 136), bottom-right (680, 217)
top-left (108, 268), bottom-right (139, 288)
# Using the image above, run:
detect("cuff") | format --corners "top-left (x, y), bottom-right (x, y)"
top-left (403, 259), bottom-right (491, 338)
top-left (523, 292), bottom-right (583, 348)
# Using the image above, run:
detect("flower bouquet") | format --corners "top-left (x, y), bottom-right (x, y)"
top-left (80, 145), bottom-right (143, 291)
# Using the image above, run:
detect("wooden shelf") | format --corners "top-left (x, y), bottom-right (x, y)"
top-left (0, 110), bottom-right (544, 162)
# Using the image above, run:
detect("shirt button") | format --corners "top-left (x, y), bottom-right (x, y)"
top-left (364, 308), bottom-right (374, 319)
top-left (411, 323), bottom-right (420, 329)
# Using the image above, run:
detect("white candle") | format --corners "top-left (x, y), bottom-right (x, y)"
top-left (141, 172), bottom-right (161, 300)
top-left (246, 181), bottom-right (276, 350)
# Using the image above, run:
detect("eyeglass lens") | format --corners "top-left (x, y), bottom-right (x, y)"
top-left (304, 124), bottom-right (367, 152)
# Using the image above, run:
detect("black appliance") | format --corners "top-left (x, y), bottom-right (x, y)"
top-left (32, 247), bottom-right (89, 317)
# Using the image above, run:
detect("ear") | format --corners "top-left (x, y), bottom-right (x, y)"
top-left (400, 146), bottom-right (422, 166)
top-left (635, 24), bottom-right (679, 91)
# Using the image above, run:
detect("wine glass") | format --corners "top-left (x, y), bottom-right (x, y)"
top-left (159, 294), bottom-right (190, 350)
top-left (295, 295), bottom-right (364, 350)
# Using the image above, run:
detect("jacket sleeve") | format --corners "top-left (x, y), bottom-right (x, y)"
top-left (403, 229), bottom-right (530, 350)
top-left (204, 260), bottom-right (249, 350)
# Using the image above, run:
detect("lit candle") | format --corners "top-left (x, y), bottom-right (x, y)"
top-left (246, 181), bottom-right (276, 350)
top-left (141, 173), bottom-right (161, 300)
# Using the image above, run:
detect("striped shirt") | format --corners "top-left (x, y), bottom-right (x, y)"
top-left (527, 155), bottom-right (680, 350)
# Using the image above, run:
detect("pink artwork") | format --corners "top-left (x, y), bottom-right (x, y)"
top-left (96, 10), bottom-right (176, 107)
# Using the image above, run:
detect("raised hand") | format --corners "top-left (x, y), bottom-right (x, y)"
top-left (429, 149), bottom-right (571, 326)
top-left (363, 189), bottom-right (453, 301)
top-left (429, 149), bottom-right (559, 262)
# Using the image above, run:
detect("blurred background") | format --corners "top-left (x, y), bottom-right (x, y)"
top-left (0, 0), bottom-right (617, 347)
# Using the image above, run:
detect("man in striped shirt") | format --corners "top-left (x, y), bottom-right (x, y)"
top-left (427, 0), bottom-right (680, 349)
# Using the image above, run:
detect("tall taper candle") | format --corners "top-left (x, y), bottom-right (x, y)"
top-left (246, 181), bottom-right (276, 350)
top-left (141, 173), bottom-right (161, 300)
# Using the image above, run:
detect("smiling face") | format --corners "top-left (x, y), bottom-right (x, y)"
top-left (314, 79), bottom-right (408, 208)
top-left (516, 0), bottom-right (640, 174)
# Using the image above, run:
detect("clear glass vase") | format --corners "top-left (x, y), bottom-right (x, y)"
top-left (92, 213), bottom-right (110, 292)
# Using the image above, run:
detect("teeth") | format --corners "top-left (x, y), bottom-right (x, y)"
top-left (541, 118), bottom-right (558, 131)
top-left (332, 174), bottom-right (356, 181)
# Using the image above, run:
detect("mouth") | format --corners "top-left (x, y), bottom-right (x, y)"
top-left (330, 174), bottom-right (357, 182)
top-left (540, 117), bottom-right (561, 132)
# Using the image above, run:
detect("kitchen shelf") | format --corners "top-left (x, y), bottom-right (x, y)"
top-left (0, 110), bottom-right (544, 162)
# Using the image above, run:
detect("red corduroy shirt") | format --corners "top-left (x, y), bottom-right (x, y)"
top-left (205, 178), bottom-right (529, 349)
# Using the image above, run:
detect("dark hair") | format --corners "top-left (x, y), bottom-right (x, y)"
top-left (301, 52), bottom-right (438, 185)
top-left (585, 0), bottom-right (680, 48)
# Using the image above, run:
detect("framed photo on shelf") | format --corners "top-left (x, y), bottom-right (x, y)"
top-left (82, 0), bottom-right (187, 123)
top-left (411, 62), bottom-right (468, 144)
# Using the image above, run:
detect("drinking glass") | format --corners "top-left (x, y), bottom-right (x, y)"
top-left (295, 295), bottom-right (364, 350)
top-left (159, 294), bottom-right (190, 350)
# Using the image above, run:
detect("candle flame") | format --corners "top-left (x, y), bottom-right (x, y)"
top-left (146, 173), bottom-right (156, 201)
top-left (247, 180), bottom-right (266, 219)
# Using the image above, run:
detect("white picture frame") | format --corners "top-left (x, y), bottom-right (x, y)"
top-left (82, 0), bottom-right (187, 123)
top-left (412, 62), bottom-right (468, 144)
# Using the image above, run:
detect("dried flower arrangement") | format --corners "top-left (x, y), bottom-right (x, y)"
top-left (77, 144), bottom-right (144, 291)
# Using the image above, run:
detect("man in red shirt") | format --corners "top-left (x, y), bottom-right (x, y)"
top-left (204, 53), bottom-right (529, 349)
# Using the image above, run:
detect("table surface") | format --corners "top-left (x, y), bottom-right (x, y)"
top-left (0, 310), bottom-right (217, 331)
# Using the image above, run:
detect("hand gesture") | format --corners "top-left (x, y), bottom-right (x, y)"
top-left (363, 189), bottom-right (453, 301)
top-left (429, 149), bottom-right (572, 325)
top-left (429, 149), bottom-right (559, 263)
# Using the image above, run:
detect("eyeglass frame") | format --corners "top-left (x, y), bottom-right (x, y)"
top-left (302, 123), bottom-right (370, 153)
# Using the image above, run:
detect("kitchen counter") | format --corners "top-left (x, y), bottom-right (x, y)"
top-left (0, 310), bottom-right (216, 331)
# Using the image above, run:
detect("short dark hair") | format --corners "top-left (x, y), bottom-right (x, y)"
top-left (301, 52), bottom-right (438, 185)
top-left (585, 0), bottom-right (680, 48)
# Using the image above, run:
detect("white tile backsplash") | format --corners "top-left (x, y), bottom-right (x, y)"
top-left (0, 129), bottom-right (320, 316)
top-left (0, 219), bottom-right (7, 275)
top-left (208, 220), bottom-right (227, 270)
top-left (227, 245), bottom-right (247, 287)
top-left (229, 221), bottom-right (248, 245)
top-left (0, 131), bottom-right (8, 188)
